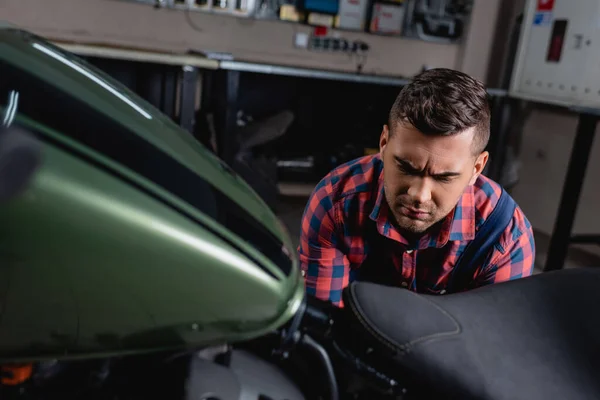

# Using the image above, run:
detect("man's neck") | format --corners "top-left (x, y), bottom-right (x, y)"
top-left (396, 218), bottom-right (447, 248)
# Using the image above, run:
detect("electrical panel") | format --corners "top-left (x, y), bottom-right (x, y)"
top-left (510, 0), bottom-right (600, 108)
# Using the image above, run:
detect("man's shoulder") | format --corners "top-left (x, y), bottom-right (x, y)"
top-left (473, 175), bottom-right (533, 250)
top-left (312, 154), bottom-right (382, 202)
top-left (472, 175), bottom-right (503, 221)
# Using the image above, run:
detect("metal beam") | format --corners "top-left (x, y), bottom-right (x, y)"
top-left (179, 65), bottom-right (198, 134)
top-left (544, 113), bottom-right (598, 271)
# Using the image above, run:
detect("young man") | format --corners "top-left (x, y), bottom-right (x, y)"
top-left (298, 68), bottom-right (535, 307)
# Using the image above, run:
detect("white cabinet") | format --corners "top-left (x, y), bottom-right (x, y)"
top-left (510, 0), bottom-right (600, 108)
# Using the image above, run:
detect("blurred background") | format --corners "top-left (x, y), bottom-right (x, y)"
top-left (4, 0), bottom-right (599, 273)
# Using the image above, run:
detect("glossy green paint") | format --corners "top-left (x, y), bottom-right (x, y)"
top-left (0, 28), bottom-right (304, 363)
top-left (0, 28), bottom-right (288, 246)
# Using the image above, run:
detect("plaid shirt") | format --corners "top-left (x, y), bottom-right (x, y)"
top-left (298, 154), bottom-right (535, 306)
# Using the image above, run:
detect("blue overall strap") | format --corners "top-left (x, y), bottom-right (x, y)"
top-left (446, 188), bottom-right (517, 293)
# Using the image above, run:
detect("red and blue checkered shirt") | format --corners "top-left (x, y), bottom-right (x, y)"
top-left (298, 154), bottom-right (535, 306)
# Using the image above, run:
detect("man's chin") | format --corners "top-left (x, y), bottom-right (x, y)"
top-left (394, 215), bottom-right (432, 234)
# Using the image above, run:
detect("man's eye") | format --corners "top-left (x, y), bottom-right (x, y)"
top-left (398, 164), bottom-right (418, 175)
top-left (435, 176), bottom-right (453, 183)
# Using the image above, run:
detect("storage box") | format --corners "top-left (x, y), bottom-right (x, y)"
top-left (337, 0), bottom-right (369, 30)
top-left (280, 4), bottom-right (305, 22)
top-left (370, 3), bottom-right (404, 34)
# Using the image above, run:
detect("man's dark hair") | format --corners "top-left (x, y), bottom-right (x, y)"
top-left (389, 68), bottom-right (491, 154)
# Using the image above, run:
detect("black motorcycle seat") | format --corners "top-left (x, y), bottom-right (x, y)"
top-left (342, 268), bottom-right (600, 400)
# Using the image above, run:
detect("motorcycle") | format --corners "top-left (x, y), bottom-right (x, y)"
top-left (0, 24), bottom-right (599, 400)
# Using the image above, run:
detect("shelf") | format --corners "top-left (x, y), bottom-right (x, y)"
top-left (277, 181), bottom-right (318, 197)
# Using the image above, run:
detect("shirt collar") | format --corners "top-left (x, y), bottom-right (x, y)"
top-left (369, 170), bottom-right (476, 248)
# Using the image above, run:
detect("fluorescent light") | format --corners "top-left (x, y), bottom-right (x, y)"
top-left (3, 90), bottom-right (19, 126)
top-left (32, 43), bottom-right (153, 120)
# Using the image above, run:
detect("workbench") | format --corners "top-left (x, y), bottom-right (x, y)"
top-left (55, 43), bottom-right (220, 69)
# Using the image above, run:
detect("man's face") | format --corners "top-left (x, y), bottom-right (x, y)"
top-left (380, 122), bottom-right (488, 235)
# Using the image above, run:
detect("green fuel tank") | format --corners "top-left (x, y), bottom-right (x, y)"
top-left (0, 26), bottom-right (304, 363)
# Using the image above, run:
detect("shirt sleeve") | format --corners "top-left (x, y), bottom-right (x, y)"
top-left (297, 181), bottom-right (350, 307)
top-left (473, 211), bottom-right (536, 287)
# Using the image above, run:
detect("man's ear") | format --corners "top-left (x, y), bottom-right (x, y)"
top-left (379, 125), bottom-right (390, 156)
top-left (469, 151), bottom-right (489, 185)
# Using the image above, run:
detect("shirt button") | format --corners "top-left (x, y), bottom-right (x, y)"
top-left (401, 282), bottom-right (408, 288)
top-left (301, 270), bottom-right (306, 277)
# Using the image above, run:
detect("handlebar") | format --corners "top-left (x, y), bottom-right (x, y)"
top-left (275, 293), bottom-right (403, 399)
top-left (0, 126), bottom-right (42, 202)
top-left (300, 295), bottom-right (340, 339)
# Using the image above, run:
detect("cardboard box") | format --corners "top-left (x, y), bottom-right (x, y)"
top-left (280, 4), bottom-right (305, 22)
top-left (337, 0), bottom-right (369, 30)
top-left (370, 3), bottom-right (404, 34)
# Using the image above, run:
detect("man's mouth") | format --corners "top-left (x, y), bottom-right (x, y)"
top-left (400, 205), bottom-right (430, 220)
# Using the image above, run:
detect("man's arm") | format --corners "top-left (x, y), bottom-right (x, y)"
top-left (473, 213), bottom-right (536, 287)
top-left (298, 183), bottom-right (350, 307)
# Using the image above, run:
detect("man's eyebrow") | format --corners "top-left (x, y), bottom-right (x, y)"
top-left (394, 156), bottom-right (420, 170)
top-left (431, 171), bottom-right (461, 178)
top-left (394, 156), bottom-right (460, 177)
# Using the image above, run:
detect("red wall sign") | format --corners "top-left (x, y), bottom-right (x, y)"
top-left (537, 0), bottom-right (555, 11)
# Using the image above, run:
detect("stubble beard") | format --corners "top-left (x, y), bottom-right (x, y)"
top-left (383, 182), bottom-right (439, 235)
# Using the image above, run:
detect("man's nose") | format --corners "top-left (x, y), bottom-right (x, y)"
top-left (407, 178), bottom-right (432, 204)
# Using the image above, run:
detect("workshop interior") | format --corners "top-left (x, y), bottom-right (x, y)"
top-left (1, 0), bottom-right (600, 399)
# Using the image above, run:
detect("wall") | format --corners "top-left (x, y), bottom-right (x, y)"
top-left (484, 0), bottom-right (524, 87)
top-left (511, 109), bottom-right (600, 257)
top-left (455, 0), bottom-right (502, 82)
top-left (1, 0), bottom-right (461, 77)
